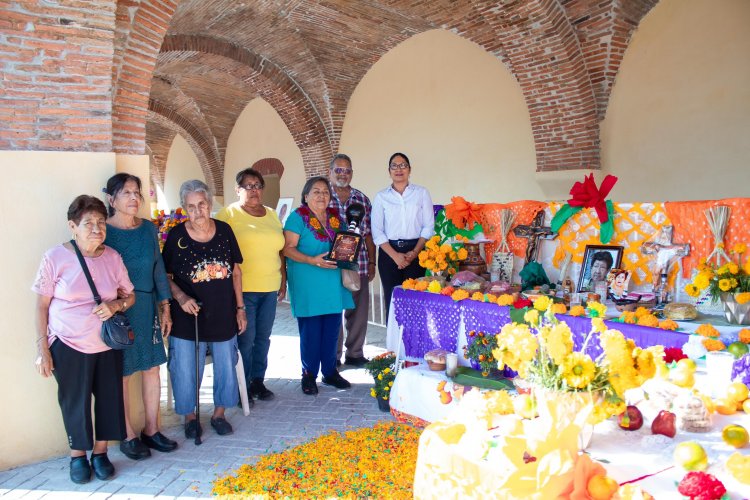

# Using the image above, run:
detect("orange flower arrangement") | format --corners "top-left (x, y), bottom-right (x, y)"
top-left (485, 294), bottom-right (498, 304)
top-left (497, 294), bottom-right (515, 306)
top-left (569, 305), bottom-right (586, 317)
top-left (402, 278), bottom-right (418, 290)
top-left (471, 292), bottom-right (485, 301)
top-left (619, 311), bottom-right (637, 324)
top-left (637, 314), bottom-right (659, 328)
top-left (551, 303), bottom-right (567, 315)
top-left (440, 286), bottom-right (455, 296)
top-left (634, 306), bottom-right (651, 319)
top-left (695, 323), bottom-right (721, 338)
top-left (703, 338), bottom-right (726, 351)
top-left (658, 319), bottom-right (679, 331)
top-left (740, 329), bottom-right (750, 344)
top-left (451, 289), bottom-right (470, 301)
top-left (414, 280), bottom-right (429, 292)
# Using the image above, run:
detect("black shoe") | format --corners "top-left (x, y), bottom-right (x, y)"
top-left (322, 372), bottom-right (352, 389)
top-left (119, 437), bottom-right (151, 460)
top-left (210, 417), bottom-right (233, 436)
top-left (70, 456), bottom-right (91, 484)
top-left (237, 393), bottom-right (255, 408)
top-left (249, 378), bottom-right (275, 401)
top-left (301, 373), bottom-right (318, 395)
top-left (345, 356), bottom-right (369, 367)
top-left (184, 419), bottom-right (203, 439)
top-left (140, 431), bottom-right (178, 453)
top-left (90, 453), bottom-right (115, 481)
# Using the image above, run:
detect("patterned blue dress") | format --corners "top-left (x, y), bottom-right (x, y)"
top-left (106, 221), bottom-right (171, 375)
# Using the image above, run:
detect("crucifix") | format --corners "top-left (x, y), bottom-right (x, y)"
top-left (513, 210), bottom-right (557, 265)
top-left (641, 225), bottom-right (690, 274)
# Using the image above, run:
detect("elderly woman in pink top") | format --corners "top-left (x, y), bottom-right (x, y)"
top-left (33, 195), bottom-right (135, 485)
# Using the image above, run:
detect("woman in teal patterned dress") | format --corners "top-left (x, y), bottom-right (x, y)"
top-left (104, 173), bottom-right (177, 460)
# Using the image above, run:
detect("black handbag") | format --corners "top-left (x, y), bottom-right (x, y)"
top-left (70, 240), bottom-right (134, 350)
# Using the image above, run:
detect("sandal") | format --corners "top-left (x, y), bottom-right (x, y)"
top-left (301, 372), bottom-right (318, 395)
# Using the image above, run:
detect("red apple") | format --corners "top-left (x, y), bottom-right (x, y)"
top-left (651, 410), bottom-right (677, 438)
top-left (618, 405), bottom-right (644, 431)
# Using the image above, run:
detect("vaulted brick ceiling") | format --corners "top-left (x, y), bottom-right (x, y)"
top-left (143, 0), bottom-right (658, 193)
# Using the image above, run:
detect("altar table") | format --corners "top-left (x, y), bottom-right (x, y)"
top-left (413, 400), bottom-right (750, 499)
top-left (386, 288), bottom-right (743, 365)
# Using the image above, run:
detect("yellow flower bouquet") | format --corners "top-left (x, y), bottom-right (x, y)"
top-left (493, 298), bottom-right (663, 423)
top-left (685, 244), bottom-right (750, 302)
top-left (418, 235), bottom-right (468, 276)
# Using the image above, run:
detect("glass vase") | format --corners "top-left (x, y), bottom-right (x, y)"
top-left (532, 386), bottom-right (600, 450)
top-left (720, 292), bottom-right (750, 325)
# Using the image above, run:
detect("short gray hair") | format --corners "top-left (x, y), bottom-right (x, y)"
top-left (329, 153), bottom-right (352, 170)
top-left (179, 179), bottom-right (211, 208)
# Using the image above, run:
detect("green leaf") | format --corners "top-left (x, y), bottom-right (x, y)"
top-left (550, 204), bottom-right (581, 232)
top-left (600, 220), bottom-right (614, 244)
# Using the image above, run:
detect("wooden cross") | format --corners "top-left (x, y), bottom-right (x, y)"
top-left (513, 210), bottom-right (557, 264)
top-left (641, 225), bottom-right (690, 274)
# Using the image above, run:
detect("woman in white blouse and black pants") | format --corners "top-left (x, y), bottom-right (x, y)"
top-left (371, 152), bottom-right (435, 319)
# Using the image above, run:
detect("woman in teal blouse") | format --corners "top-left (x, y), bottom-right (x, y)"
top-left (283, 177), bottom-right (354, 395)
top-left (105, 173), bottom-right (177, 460)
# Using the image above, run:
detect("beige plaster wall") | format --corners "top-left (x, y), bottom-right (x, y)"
top-left (339, 29), bottom-right (539, 205)
top-left (0, 150), bottom-right (116, 468)
top-left (602, 0), bottom-right (750, 202)
top-left (159, 134), bottom-right (205, 211)
top-left (224, 97), bottom-right (305, 209)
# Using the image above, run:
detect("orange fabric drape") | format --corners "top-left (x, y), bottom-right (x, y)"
top-left (480, 201), bottom-right (549, 261)
top-left (664, 198), bottom-right (750, 277)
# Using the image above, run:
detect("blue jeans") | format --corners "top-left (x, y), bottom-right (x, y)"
top-left (240, 291), bottom-right (277, 382)
top-left (167, 336), bottom-right (239, 415)
top-left (297, 313), bottom-right (342, 378)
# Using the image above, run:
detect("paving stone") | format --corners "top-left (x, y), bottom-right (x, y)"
top-left (3, 304), bottom-right (392, 499)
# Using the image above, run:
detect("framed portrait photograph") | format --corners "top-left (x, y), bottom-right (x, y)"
top-left (577, 245), bottom-right (624, 293)
top-left (275, 197), bottom-right (294, 227)
top-left (325, 232), bottom-right (362, 270)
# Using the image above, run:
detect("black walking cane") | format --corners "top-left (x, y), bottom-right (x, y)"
top-left (194, 302), bottom-right (202, 446)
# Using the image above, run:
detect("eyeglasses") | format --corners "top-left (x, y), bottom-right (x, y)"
top-left (240, 183), bottom-right (264, 191)
top-left (332, 167), bottom-right (352, 175)
top-left (389, 162), bottom-right (409, 170)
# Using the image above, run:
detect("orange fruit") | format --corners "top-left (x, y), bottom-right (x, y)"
top-left (744, 399), bottom-right (750, 414)
top-left (587, 474), bottom-right (619, 500)
top-left (722, 424), bottom-right (749, 448)
top-left (715, 398), bottom-right (738, 415)
top-left (726, 382), bottom-right (749, 403)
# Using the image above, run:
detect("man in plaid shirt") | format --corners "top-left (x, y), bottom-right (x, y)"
top-left (328, 154), bottom-right (376, 367)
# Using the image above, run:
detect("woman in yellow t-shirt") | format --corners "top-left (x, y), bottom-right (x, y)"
top-left (216, 168), bottom-right (286, 403)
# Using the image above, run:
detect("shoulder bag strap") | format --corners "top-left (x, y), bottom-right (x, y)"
top-left (70, 239), bottom-right (102, 305)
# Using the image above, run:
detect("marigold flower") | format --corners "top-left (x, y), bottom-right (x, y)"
top-left (693, 273), bottom-right (710, 290)
top-left (637, 314), bottom-right (659, 328)
top-left (414, 280), bottom-right (429, 291)
top-left (440, 285), bottom-right (455, 296)
top-left (685, 284), bottom-right (701, 298)
top-left (634, 306), bottom-right (651, 318)
top-left (702, 338), bottom-right (726, 351)
top-left (696, 323), bottom-right (720, 338)
top-left (739, 328), bottom-right (750, 344)
top-left (533, 295), bottom-right (552, 311)
top-left (619, 311), bottom-right (637, 324)
top-left (451, 289), bottom-right (469, 301)
top-left (569, 305), bottom-right (586, 317)
top-left (485, 293), bottom-right (497, 304)
top-left (658, 319), bottom-right (679, 331)
top-left (457, 247), bottom-right (468, 260)
top-left (731, 243), bottom-right (747, 254)
top-left (727, 262), bottom-right (739, 275)
top-left (497, 294), bottom-right (514, 306)
top-left (551, 303), bottom-right (567, 315)
top-left (736, 292), bottom-right (750, 305)
top-left (471, 291), bottom-right (485, 301)
top-left (402, 278), bottom-right (417, 290)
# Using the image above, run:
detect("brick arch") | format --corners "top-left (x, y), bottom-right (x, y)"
top-left (159, 34), bottom-right (333, 177)
top-left (112, 0), bottom-right (180, 155)
top-left (251, 158), bottom-right (285, 179)
top-left (147, 99), bottom-right (220, 192)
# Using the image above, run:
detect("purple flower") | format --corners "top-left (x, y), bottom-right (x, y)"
top-left (732, 353), bottom-right (750, 385)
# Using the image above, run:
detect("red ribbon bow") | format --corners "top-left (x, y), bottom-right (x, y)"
top-left (568, 174), bottom-right (618, 223)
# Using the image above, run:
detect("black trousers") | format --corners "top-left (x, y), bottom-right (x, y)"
top-left (378, 241), bottom-right (424, 321)
top-left (50, 339), bottom-right (126, 450)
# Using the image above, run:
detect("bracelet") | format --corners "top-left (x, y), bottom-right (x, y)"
top-left (237, 306), bottom-right (246, 310)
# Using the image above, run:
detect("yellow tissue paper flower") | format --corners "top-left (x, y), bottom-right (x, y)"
top-left (533, 295), bottom-right (552, 311)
